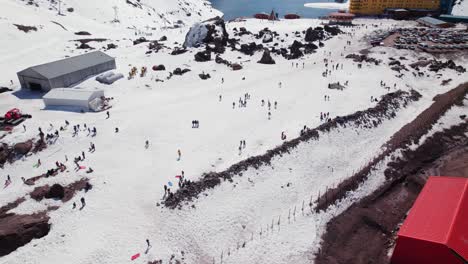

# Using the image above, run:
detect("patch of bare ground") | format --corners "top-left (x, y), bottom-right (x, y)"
top-left (0, 178), bottom-right (91, 256)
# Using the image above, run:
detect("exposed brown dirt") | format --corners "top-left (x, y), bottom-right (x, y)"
top-left (0, 178), bottom-right (91, 256)
top-left (315, 120), bottom-right (468, 264)
top-left (0, 138), bottom-right (45, 168)
top-left (164, 90), bottom-right (421, 209)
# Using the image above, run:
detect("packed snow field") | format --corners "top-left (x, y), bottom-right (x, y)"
top-left (1, 0), bottom-right (468, 263)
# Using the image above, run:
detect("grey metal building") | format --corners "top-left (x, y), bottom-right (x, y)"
top-left (17, 51), bottom-right (116, 92)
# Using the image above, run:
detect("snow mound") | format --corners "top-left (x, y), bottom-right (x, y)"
top-left (452, 0), bottom-right (467, 15)
top-left (304, 2), bottom-right (349, 10)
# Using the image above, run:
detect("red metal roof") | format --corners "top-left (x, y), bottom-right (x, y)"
top-left (394, 176), bottom-right (468, 262)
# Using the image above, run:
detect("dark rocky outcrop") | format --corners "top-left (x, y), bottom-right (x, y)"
top-left (324, 25), bottom-right (342, 36)
top-left (305, 27), bottom-right (325, 42)
top-left (257, 49), bottom-right (276, 64)
top-left (45, 184), bottom-right (65, 200)
top-left (240, 42), bottom-right (263, 56)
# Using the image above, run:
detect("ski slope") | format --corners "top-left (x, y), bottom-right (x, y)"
top-left (0, 1), bottom-right (468, 263)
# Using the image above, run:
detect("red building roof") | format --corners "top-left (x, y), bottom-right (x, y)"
top-left (392, 176), bottom-right (468, 264)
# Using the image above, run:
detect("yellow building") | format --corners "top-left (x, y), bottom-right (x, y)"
top-left (349, 0), bottom-right (440, 15)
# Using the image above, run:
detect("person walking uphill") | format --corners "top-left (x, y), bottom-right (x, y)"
top-left (177, 149), bottom-right (181, 161)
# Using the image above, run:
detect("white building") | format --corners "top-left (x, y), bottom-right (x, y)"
top-left (43, 88), bottom-right (105, 112)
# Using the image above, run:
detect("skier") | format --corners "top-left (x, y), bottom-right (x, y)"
top-left (37, 159), bottom-right (41, 167)
top-left (82, 151), bottom-right (85, 160)
top-left (219, 95), bottom-right (222, 102)
top-left (146, 239), bottom-right (151, 248)
top-left (106, 111), bottom-right (110, 119)
top-left (221, 78), bottom-right (224, 84)
top-left (177, 149), bottom-right (181, 161)
top-left (80, 197), bottom-right (86, 209)
top-left (268, 112), bottom-right (271, 120)
top-left (145, 140), bottom-right (149, 149)
top-left (72, 202), bottom-right (76, 209)
top-left (115, 127), bottom-right (119, 133)
top-left (278, 82), bottom-right (282, 88)
top-left (261, 99), bottom-right (265, 106)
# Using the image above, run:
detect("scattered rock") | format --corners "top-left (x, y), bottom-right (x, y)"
top-left (159, 36), bottom-right (167, 41)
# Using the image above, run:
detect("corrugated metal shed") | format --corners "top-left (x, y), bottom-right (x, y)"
top-left (18, 51), bottom-right (114, 79)
top-left (417, 16), bottom-right (449, 26)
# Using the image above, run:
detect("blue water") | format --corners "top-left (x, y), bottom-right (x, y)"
top-left (209, 0), bottom-right (341, 20)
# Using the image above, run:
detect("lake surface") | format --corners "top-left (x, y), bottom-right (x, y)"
top-left (209, 0), bottom-right (341, 20)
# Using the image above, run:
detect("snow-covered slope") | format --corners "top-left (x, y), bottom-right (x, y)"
top-left (0, 1), bottom-right (467, 263)
top-left (452, 0), bottom-right (467, 15)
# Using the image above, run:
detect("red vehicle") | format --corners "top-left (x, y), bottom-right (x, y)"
top-left (4, 108), bottom-right (22, 120)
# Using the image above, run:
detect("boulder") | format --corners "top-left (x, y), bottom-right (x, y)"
top-left (106, 43), bottom-right (117, 50)
top-left (173, 68), bottom-right (191, 75)
top-left (159, 36), bottom-right (167, 41)
top-left (262, 32), bottom-right (273, 43)
top-left (194, 50), bottom-right (211, 62)
top-left (257, 49), bottom-right (275, 64)
top-left (231, 63), bottom-right (243, 71)
top-left (184, 16), bottom-right (229, 53)
top-left (152, 65), bottom-right (166, 71)
top-left (13, 140), bottom-right (33, 156)
top-left (199, 73), bottom-right (211, 80)
top-left (45, 184), bottom-right (65, 200)
top-left (171, 47), bottom-right (187, 55)
top-left (133, 37), bottom-right (148, 45)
